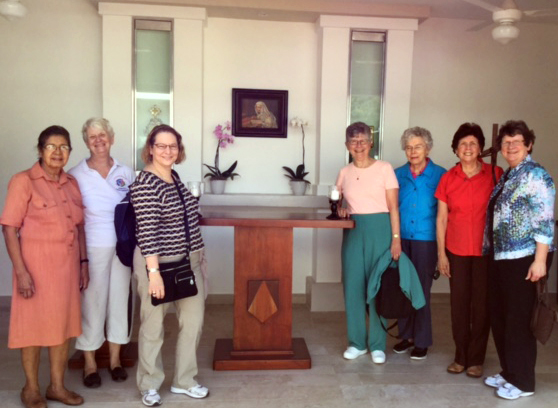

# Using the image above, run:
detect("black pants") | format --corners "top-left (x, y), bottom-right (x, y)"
top-left (489, 253), bottom-right (553, 392)
top-left (446, 251), bottom-right (490, 367)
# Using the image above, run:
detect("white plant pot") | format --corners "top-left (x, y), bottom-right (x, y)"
top-left (289, 180), bottom-right (308, 196)
top-left (210, 179), bottom-right (227, 194)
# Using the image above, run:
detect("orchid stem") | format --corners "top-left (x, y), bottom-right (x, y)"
top-left (301, 124), bottom-right (306, 168)
top-left (215, 143), bottom-right (220, 175)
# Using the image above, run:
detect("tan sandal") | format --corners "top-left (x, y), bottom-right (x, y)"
top-left (21, 388), bottom-right (47, 408)
top-left (466, 365), bottom-right (483, 378)
top-left (447, 362), bottom-right (465, 374)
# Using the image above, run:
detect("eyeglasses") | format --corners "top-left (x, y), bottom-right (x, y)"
top-left (44, 144), bottom-right (70, 152)
top-left (501, 140), bottom-right (525, 149)
top-left (348, 139), bottom-right (371, 146)
top-left (405, 145), bottom-right (425, 153)
top-left (154, 143), bottom-right (179, 151)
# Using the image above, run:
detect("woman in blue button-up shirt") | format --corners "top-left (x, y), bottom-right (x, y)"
top-left (393, 127), bottom-right (446, 360)
top-left (484, 120), bottom-right (555, 400)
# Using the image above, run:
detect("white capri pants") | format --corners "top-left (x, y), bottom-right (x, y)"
top-left (75, 246), bottom-right (133, 351)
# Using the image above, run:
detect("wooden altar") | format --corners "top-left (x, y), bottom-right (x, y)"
top-left (200, 207), bottom-right (354, 370)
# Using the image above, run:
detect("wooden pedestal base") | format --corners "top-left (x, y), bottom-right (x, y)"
top-left (213, 338), bottom-right (311, 371)
top-left (68, 341), bottom-right (138, 369)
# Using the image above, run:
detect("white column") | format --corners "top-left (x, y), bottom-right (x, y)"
top-left (310, 15), bottom-right (417, 311)
top-left (98, 2), bottom-right (206, 179)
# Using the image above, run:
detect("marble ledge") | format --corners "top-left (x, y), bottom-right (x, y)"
top-left (199, 193), bottom-right (330, 209)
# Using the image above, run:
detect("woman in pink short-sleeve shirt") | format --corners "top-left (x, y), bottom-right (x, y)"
top-left (335, 122), bottom-right (401, 365)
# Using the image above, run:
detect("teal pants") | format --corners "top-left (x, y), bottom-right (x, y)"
top-left (342, 213), bottom-right (391, 352)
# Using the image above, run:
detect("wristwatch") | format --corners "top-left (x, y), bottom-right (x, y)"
top-left (393, 233), bottom-right (400, 239)
top-left (146, 267), bottom-right (160, 274)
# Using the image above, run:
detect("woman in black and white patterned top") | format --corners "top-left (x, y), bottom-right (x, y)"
top-left (129, 125), bottom-right (209, 406)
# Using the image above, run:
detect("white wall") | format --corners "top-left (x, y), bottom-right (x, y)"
top-left (408, 17), bottom-right (558, 292)
top-left (201, 18), bottom-right (318, 294)
top-left (0, 0), bottom-right (102, 295)
top-left (202, 18), bottom-right (318, 194)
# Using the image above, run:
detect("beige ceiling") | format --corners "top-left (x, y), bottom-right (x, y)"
top-left (93, 0), bottom-right (558, 24)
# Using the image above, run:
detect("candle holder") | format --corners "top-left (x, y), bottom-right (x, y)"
top-left (188, 181), bottom-right (202, 201)
top-left (326, 199), bottom-right (341, 220)
top-left (326, 185), bottom-right (341, 220)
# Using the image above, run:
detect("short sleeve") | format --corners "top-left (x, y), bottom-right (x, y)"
top-left (0, 173), bottom-right (31, 228)
top-left (382, 162), bottom-right (399, 190)
top-left (435, 172), bottom-right (448, 203)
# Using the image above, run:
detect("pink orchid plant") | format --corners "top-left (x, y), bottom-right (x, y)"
top-left (204, 121), bottom-right (240, 180)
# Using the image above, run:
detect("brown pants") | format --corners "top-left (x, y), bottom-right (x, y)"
top-left (447, 251), bottom-right (490, 367)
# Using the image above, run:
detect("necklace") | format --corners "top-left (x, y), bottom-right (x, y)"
top-left (463, 161), bottom-right (481, 178)
top-left (352, 159), bottom-right (373, 180)
top-left (354, 166), bottom-right (362, 180)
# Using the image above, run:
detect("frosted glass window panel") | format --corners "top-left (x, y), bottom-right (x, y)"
top-left (136, 30), bottom-right (171, 93)
top-left (134, 19), bottom-right (173, 170)
top-left (349, 32), bottom-right (385, 159)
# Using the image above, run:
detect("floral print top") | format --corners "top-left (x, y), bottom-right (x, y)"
top-left (484, 155), bottom-right (555, 260)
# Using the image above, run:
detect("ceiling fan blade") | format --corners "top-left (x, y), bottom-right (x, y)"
top-left (460, 0), bottom-right (502, 13)
top-left (467, 20), bottom-right (493, 31)
top-left (524, 8), bottom-right (558, 18)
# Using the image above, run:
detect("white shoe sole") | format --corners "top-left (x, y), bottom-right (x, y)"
top-left (496, 390), bottom-right (534, 400)
top-left (170, 386), bottom-right (209, 399)
top-left (343, 349), bottom-right (367, 360)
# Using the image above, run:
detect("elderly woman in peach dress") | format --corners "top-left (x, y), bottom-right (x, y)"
top-left (1, 126), bottom-right (88, 408)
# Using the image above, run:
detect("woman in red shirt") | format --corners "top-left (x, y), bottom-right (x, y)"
top-left (435, 123), bottom-right (502, 378)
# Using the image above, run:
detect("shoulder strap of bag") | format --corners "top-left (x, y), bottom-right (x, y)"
top-left (171, 171), bottom-right (191, 244)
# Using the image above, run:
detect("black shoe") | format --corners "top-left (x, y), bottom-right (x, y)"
top-left (393, 339), bottom-right (414, 354)
top-left (410, 347), bottom-right (428, 360)
top-left (83, 372), bottom-right (102, 388)
top-left (109, 366), bottom-right (128, 382)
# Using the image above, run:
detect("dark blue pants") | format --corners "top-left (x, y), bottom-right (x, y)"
top-left (397, 239), bottom-right (436, 348)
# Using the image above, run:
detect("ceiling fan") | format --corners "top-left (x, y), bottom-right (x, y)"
top-left (461, 0), bottom-right (558, 44)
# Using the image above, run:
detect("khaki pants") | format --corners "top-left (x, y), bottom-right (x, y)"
top-left (133, 247), bottom-right (205, 392)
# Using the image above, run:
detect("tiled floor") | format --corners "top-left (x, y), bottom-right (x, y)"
top-left (1, 295), bottom-right (557, 407)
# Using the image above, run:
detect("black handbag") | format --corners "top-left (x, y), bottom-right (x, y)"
top-left (150, 173), bottom-right (199, 306)
top-left (531, 278), bottom-right (557, 345)
top-left (375, 261), bottom-right (414, 337)
top-left (376, 262), bottom-right (414, 320)
top-left (151, 257), bottom-right (198, 306)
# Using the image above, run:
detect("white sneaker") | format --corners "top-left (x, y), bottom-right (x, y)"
top-left (496, 382), bottom-right (534, 400)
top-left (371, 350), bottom-right (386, 364)
top-left (141, 389), bottom-right (162, 407)
top-left (484, 373), bottom-right (507, 389)
top-left (170, 384), bottom-right (209, 399)
top-left (343, 346), bottom-right (367, 360)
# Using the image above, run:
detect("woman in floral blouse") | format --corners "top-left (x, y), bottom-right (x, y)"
top-left (483, 120), bottom-right (555, 400)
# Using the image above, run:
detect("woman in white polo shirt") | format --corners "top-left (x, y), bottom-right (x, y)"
top-left (68, 118), bottom-right (135, 388)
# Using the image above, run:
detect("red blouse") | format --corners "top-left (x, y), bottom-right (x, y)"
top-left (435, 161), bottom-right (503, 256)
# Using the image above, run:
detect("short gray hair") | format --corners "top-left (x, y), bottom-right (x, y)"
top-left (400, 126), bottom-right (433, 150)
top-left (346, 122), bottom-right (372, 143)
top-left (82, 117), bottom-right (115, 144)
